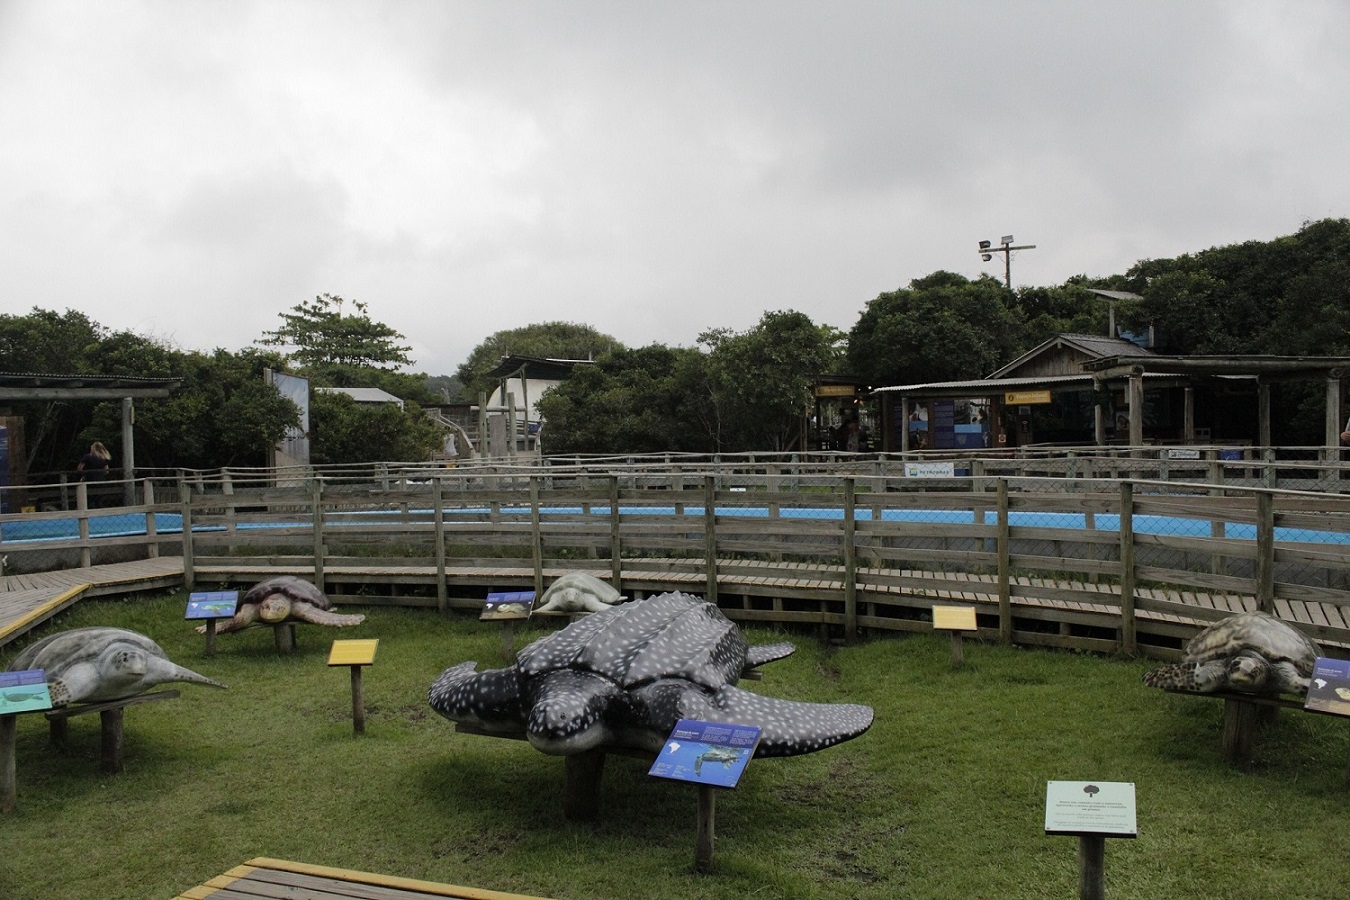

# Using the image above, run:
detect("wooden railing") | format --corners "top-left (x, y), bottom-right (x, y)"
top-left (4, 466), bottom-right (1350, 656)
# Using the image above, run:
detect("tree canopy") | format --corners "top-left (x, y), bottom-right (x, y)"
top-left (454, 322), bottom-right (623, 402)
top-left (257, 293), bottom-right (414, 374)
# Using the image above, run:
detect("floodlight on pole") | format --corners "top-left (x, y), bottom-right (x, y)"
top-left (977, 234), bottom-right (1036, 289)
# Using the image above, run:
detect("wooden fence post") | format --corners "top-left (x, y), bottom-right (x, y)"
top-left (1255, 491), bottom-right (1275, 613)
top-left (609, 476), bottom-right (622, 591)
top-left (1119, 482), bottom-right (1137, 656)
top-left (76, 482), bottom-right (91, 569)
top-left (530, 476), bottom-right (544, 598)
top-left (433, 477), bottom-right (447, 614)
top-left (997, 479), bottom-right (1011, 645)
top-left (843, 477), bottom-right (857, 643)
top-left (178, 475), bottom-right (195, 592)
top-left (704, 476), bottom-right (718, 604)
top-left (143, 479), bottom-right (158, 560)
top-left (311, 476), bottom-right (325, 593)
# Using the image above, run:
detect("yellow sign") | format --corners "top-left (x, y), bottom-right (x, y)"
top-left (932, 605), bottom-right (977, 631)
top-left (328, 639), bottom-right (379, 667)
top-left (1005, 390), bottom-right (1052, 405)
top-left (814, 384), bottom-right (858, 397)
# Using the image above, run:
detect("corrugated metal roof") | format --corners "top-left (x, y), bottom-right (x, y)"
top-left (989, 333), bottom-right (1153, 379)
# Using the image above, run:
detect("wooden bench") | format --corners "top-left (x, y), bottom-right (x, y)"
top-left (173, 856), bottom-right (555, 899)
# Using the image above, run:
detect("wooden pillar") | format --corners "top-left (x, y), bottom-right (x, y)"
top-left (529, 477), bottom-right (543, 598)
top-left (121, 396), bottom-right (136, 507)
top-left (143, 478), bottom-right (159, 559)
top-left (1119, 482), bottom-right (1137, 657)
top-left (563, 751), bottom-right (606, 820)
top-left (704, 476), bottom-right (718, 604)
top-left (1128, 368), bottom-right (1144, 449)
top-left (1183, 385), bottom-right (1195, 443)
top-left (1257, 381), bottom-right (1272, 449)
top-left (77, 482), bottom-right (91, 568)
top-left (1255, 492), bottom-right (1275, 613)
top-left (179, 475), bottom-right (195, 592)
top-left (100, 708), bottom-right (125, 774)
top-left (349, 666), bottom-right (366, 735)
top-left (433, 477), bottom-right (447, 614)
top-left (1078, 835), bottom-right (1105, 900)
top-left (695, 785), bottom-right (716, 873)
top-left (996, 479), bottom-right (1011, 645)
top-left (842, 478), bottom-right (857, 643)
top-left (609, 476), bottom-right (622, 590)
top-left (1, 714), bottom-right (16, 814)
top-left (311, 476), bottom-right (325, 593)
top-left (1093, 377), bottom-right (1107, 447)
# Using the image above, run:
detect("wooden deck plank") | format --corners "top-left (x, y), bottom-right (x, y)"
top-left (173, 857), bottom-right (554, 900)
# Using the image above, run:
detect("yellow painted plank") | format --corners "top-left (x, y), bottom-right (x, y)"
top-left (246, 857), bottom-right (555, 900)
top-left (171, 864), bottom-right (258, 899)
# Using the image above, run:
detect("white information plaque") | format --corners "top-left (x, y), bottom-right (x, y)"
top-left (1044, 781), bottom-right (1137, 837)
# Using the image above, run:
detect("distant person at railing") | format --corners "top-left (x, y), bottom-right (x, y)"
top-left (76, 441), bottom-right (112, 480)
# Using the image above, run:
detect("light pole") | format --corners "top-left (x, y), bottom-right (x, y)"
top-left (978, 234), bottom-right (1036, 289)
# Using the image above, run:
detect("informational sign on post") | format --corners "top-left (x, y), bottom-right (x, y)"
top-left (0, 670), bottom-right (53, 715)
top-left (1045, 781), bottom-right (1137, 837)
top-left (480, 591), bottom-right (536, 621)
top-left (1304, 657), bottom-right (1350, 717)
top-left (648, 719), bottom-right (761, 789)
top-left (185, 591), bottom-right (239, 620)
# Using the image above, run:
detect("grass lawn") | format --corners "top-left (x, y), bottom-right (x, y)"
top-left (1, 590), bottom-right (1346, 900)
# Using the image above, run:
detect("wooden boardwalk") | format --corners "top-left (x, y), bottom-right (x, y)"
top-left (174, 857), bottom-right (553, 900)
top-left (0, 557), bottom-right (183, 648)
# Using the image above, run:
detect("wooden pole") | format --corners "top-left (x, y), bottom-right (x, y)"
top-left (433, 477), bottom-right (447, 615)
top-left (704, 476), bottom-right (718, 604)
top-left (179, 475), bottom-right (195, 591)
top-left (1077, 835), bottom-right (1105, 900)
top-left (1255, 491), bottom-right (1275, 613)
top-left (1119, 482), bottom-right (1136, 656)
top-left (311, 476), bottom-right (325, 593)
top-left (143, 478), bottom-right (159, 559)
top-left (1, 714), bottom-right (16, 814)
top-left (100, 708), bottom-right (125, 774)
top-left (563, 751), bottom-right (606, 821)
top-left (530, 476), bottom-right (544, 598)
top-left (609, 476), bottom-right (622, 591)
top-left (204, 619), bottom-right (218, 657)
top-left (996, 479), bottom-right (1011, 644)
top-left (695, 785), bottom-right (716, 873)
top-left (349, 666), bottom-right (366, 735)
top-left (77, 481), bottom-right (91, 568)
top-left (842, 478), bottom-right (857, 643)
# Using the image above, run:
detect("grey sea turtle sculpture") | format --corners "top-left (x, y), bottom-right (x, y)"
top-left (1142, 610), bottom-right (1321, 696)
top-left (429, 590), bottom-right (874, 756)
top-left (196, 576), bottom-right (365, 635)
top-left (534, 571), bottom-right (626, 614)
top-left (6, 627), bottom-right (226, 707)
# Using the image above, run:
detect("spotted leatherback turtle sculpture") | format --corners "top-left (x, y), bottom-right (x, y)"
top-left (196, 576), bottom-right (364, 635)
top-left (429, 591), bottom-right (874, 756)
top-left (6, 627), bottom-right (226, 707)
top-left (534, 571), bottom-right (626, 614)
top-left (1142, 610), bottom-right (1322, 696)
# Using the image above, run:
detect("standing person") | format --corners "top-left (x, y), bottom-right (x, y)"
top-left (77, 441), bottom-right (112, 480)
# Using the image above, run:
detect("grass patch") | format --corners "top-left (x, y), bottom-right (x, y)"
top-left (1, 592), bottom-right (1346, 899)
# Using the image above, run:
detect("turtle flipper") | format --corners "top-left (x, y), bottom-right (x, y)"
top-left (745, 641), bottom-right (796, 670)
top-left (701, 684), bottom-right (872, 757)
top-left (428, 662), bottom-right (523, 734)
top-left (206, 604), bottom-right (259, 635)
top-left (287, 605), bottom-right (366, 627)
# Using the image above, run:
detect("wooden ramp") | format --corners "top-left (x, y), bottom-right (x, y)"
top-left (174, 857), bottom-right (554, 900)
top-left (0, 557), bottom-right (184, 649)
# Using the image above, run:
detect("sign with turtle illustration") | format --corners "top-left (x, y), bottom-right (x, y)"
top-left (1304, 657), bottom-right (1350, 717)
top-left (0, 670), bottom-right (53, 714)
top-left (648, 718), bottom-right (761, 789)
top-left (480, 591), bottom-right (536, 621)
top-left (185, 591), bottom-right (240, 620)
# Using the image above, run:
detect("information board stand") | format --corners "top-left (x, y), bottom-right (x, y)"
top-left (328, 639), bottom-right (379, 735)
top-left (932, 605), bottom-right (978, 668)
top-left (1, 669), bottom-right (53, 813)
top-left (1045, 781), bottom-right (1136, 900)
top-left (185, 591), bottom-right (240, 657)
top-left (649, 718), bottom-right (761, 873)
top-left (481, 591), bottom-right (535, 657)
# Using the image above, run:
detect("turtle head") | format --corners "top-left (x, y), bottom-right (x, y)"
top-left (258, 595), bottom-right (292, 623)
top-left (523, 670), bottom-right (621, 756)
top-left (1227, 652), bottom-right (1270, 690)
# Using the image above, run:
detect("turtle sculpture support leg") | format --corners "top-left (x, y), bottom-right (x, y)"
top-left (274, 623), bottom-right (297, 655)
top-left (1222, 697), bottom-right (1281, 767)
top-left (1, 714), bottom-right (16, 814)
top-left (563, 750), bottom-right (607, 820)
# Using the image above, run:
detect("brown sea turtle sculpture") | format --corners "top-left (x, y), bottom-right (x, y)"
top-left (6, 627), bottom-right (225, 707)
top-left (197, 576), bottom-right (365, 635)
top-left (1142, 610), bottom-right (1321, 696)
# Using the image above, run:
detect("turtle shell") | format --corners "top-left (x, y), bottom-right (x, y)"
top-left (1182, 610), bottom-right (1320, 675)
top-left (514, 591), bottom-right (748, 691)
top-left (8, 626), bottom-right (166, 674)
top-left (242, 576), bottom-right (334, 610)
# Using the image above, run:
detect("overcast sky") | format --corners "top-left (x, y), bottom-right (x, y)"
top-left (2, 1), bottom-right (1346, 377)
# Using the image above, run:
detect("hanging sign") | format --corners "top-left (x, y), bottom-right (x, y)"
top-left (1005, 390), bottom-right (1052, 405)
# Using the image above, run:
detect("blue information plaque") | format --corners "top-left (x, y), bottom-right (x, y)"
top-left (0, 669), bottom-right (53, 714)
top-left (1305, 657), bottom-right (1350, 717)
top-left (480, 591), bottom-right (536, 621)
top-left (648, 719), bottom-right (761, 789)
top-left (185, 591), bottom-right (239, 620)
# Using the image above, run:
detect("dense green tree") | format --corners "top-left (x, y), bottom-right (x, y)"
top-left (308, 391), bottom-right (443, 464)
top-left (454, 322), bottom-right (623, 402)
top-left (699, 310), bottom-right (841, 451)
top-left (846, 272), bottom-right (1023, 386)
top-left (258, 293), bottom-right (414, 372)
top-left (536, 345), bottom-right (712, 454)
